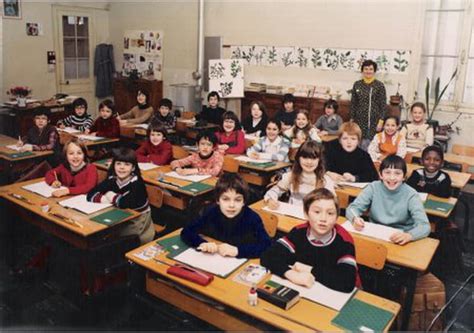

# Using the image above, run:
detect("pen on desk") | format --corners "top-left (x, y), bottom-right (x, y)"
top-left (54, 171), bottom-right (58, 182)
top-left (153, 257), bottom-right (173, 267)
top-left (9, 193), bottom-right (33, 205)
top-left (48, 211), bottom-right (83, 228)
top-left (158, 179), bottom-right (180, 188)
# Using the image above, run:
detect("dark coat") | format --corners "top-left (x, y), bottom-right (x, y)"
top-left (94, 44), bottom-right (115, 98)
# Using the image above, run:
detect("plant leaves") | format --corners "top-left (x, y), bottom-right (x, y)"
top-left (425, 77), bottom-right (430, 119)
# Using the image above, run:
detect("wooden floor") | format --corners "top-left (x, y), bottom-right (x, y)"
top-left (0, 203), bottom-right (473, 331)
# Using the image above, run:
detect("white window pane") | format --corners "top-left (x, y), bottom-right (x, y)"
top-left (463, 59), bottom-right (474, 104)
top-left (422, 11), bottom-right (463, 56)
top-left (63, 38), bottom-right (76, 58)
top-left (418, 56), bottom-right (457, 102)
top-left (78, 59), bottom-right (89, 78)
top-left (64, 59), bottom-right (77, 80)
top-left (426, 0), bottom-right (465, 10)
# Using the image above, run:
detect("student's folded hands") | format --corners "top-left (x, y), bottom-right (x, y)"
top-left (390, 231), bottom-right (413, 245)
top-left (197, 242), bottom-right (218, 253)
top-left (217, 243), bottom-right (238, 257)
top-left (285, 269), bottom-right (315, 288)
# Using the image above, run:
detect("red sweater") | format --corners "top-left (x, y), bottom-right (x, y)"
top-left (136, 140), bottom-right (173, 165)
top-left (45, 163), bottom-right (98, 195)
top-left (215, 130), bottom-right (246, 154)
top-left (90, 117), bottom-right (120, 138)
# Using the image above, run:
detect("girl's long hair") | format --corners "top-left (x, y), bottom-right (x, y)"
top-left (292, 109), bottom-right (312, 140)
top-left (291, 141), bottom-right (325, 193)
top-left (107, 147), bottom-right (142, 179)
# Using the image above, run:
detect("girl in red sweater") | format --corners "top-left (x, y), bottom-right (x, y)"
top-left (215, 111), bottom-right (246, 155)
top-left (136, 122), bottom-right (173, 165)
top-left (45, 138), bottom-right (98, 197)
top-left (86, 99), bottom-right (120, 138)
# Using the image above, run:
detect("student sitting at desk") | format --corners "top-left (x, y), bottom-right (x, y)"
top-left (274, 93), bottom-right (297, 132)
top-left (264, 141), bottom-right (335, 208)
top-left (325, 121), bottom-right (379, 183)
top-left (283, 109), bottom-right (321, 148)
top-left (86, 99), bottom-right (120, 138)
top-left (136, 122), bottom-right (173, 165)
top-left (87, 147), bottom-right (155, 244)
top-left (149, 98), bottom-right (176, 131)
top-left (57, 97), bottom-right (93, 132)
top-left (170, 131), bottom-right (223, 177)
top-left (315, 99), bottom-right (343, 136)
top-left (406, 145), bottom-right (452, 198)
top-left (261, 188), bottom-right (361, 292)
top-left (181, 173), bottom-right (271, 258)
top-left (45, 138), bottom-right (98, 197)
top-left (118, 89), bottom-right (154, 126)
top-left (346, 155), bottom-right (430, 245)
top-left (242, 100), bottom-right (268, 137)
top-left (247, 119), bottom-right (290, 162)
top-left (400, 102), bottom-right (434, 150)
top-left (215, 111), bottom-right (246, 155)
top-left (199, 91), bottom-right (226, 125)
top-left (368, 115), bottom-right (407, 165)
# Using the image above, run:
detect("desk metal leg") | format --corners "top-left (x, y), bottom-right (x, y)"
top-left (401, 269), bottom-right (418, 331)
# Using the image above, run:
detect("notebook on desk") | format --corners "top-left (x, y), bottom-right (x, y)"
top-left (332, 298), bottom-right (394, 331)
top-left (90, 208), bottom-right (134, 226)
top-left (165, 171), bottom-right (211, 182)
top-left (424, 199), bottom-right (454, 213)
top-left (59, 194), bottom-right (112, 215)
top-left (22, 181), bottom-right (67, 198)
top-left (180, 182), bottom-right (214, 194)
top-left (263, 201), bottom-right (305, 220)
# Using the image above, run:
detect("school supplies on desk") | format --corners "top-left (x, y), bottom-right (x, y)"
top-left (424, 199), bottom-right (454, 213)
top-left (134, 123), bottom-right (149, 130)
top-left (263, 201), bottom-right (305, 220)
top-left (165, 171), bottom-right (211, 182)
top-left (138, 162), bottom-right (159, 171)
top-left (341, 220), bottom-right (398, 242)
top-left (233, 263), bottom-right (268, 286)
top-left (22, 181), bottom-right (68, 198)
top-left (0, 151), bottom-right (35, 159)
top-left (90, 208), bottom-right (133, 226)
top-left (48, 211), bottom-right (83, 228)
top-left (8, 192), bottom-right (33, 205)
top-left (59, 194), bottom-right (112, 215)
top-left (6, 144), bottom-right (33, 151)
top-left (332, 298), bottom-right (394, 332)
top-left (180, 182), bottom-right (214, 194)
top-left (270, 275), bottom-right (356, 311)
top-left (257, 279), bottom-right (300, 310)
top-left (167, 263), bottom-right (214, 286)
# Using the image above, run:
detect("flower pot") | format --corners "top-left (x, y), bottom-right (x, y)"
top-left (17, 97), bottom-right (27, 107)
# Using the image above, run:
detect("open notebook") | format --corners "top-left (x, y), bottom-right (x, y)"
top-left (263, 201), bottom-right (306, 220)
top-left (6, 144), bottom-right (33, 151)
top-left (270, 275), bottom-right (356, 311)
top-left (59, 194), bottom-right (112, 215)
top-left (22, 181), bottom-right (67, 198)
top-left (234, 156), bottom-right (272, 164)
top-left (76, 134), bottom-right (106, 141)
top-left (138, 162), bottom-right (160, 171)
top-left (165, 171), bottom-right (211, 183)
top-left (58, 127), bottom-right (81, 134)
top-left (341, 220), bottom-right (399, 242)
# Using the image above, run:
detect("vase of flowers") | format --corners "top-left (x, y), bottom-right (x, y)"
top-left (7, 86), bottom-right (32, 107)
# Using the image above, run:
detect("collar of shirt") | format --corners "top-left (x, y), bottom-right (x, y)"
top-left (326, 114), bottom-right (337, 122)
top-left (306, 227), bottom-right (336, 246)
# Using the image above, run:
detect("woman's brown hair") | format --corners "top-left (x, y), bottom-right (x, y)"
top-left (291, 141), bottom-right (325, 193)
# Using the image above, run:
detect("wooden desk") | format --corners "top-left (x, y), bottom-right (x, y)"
top-left (249, 200), bottom-right (438, 330)
top-left (0, 134), bottom-right (53, 162)
top-left (126, 229), bottom-right (400, 332)
top-left (320, 134), bottom-right (338, 142)
top-left (176, 120), bottom-right (219, 140)
top-left (407, 163), bottom-right (470, 189)
top-left (413, 150), bottom-right (474, 168)
top-left (58, 131), bottom-right (120, 148)
top-left (231, 155), bottom-right (291, 187)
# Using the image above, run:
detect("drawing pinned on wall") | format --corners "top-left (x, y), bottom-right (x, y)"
top-left (295, 47), bottom-right (310, 68)
top-left (277, 47), bottom-right (295, 67)
top-left (122, 30), bottom-right (163, 79)
top-left (209, 59), bottom-right (244, 98)
top-left (310, 48), bottom-right (323, 69)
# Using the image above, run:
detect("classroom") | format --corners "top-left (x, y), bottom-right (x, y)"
top-left (0, 0), bottom-right (473, 331)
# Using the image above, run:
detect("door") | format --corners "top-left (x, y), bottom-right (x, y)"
top-left (53, 7), bottom-right (96, 115)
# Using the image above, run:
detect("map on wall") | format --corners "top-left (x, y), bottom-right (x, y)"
top-left (208, 59), bottom-right (244, 98)
top-left (122, 30), bottom-right (163, 80)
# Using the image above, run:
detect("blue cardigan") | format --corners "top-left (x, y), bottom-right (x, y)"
top-left (181, 205), bottom-right (271, 258)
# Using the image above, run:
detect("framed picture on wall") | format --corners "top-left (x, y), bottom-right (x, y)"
top-left (2, 0), bottom-right (22, 19)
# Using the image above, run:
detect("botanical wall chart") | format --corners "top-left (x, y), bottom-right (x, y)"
top-left (209, 59), bottom-right (244, 98)
top-left (122, 30), bottom-right (163, 80)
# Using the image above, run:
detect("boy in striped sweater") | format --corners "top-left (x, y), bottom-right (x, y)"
top-left (261, 188), bottom-right (361, 292)
top-left (58, 97), bottom-right (93, 132)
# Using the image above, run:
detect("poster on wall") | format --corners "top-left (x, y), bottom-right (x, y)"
top-left (2, 0), bottom-right (21, 19)
top-left (208, 59), bottom-right (244, 98)
top-left (122, 30), bottom-right (163, 80)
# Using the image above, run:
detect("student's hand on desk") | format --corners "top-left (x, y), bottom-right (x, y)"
top-left (197, 242), bottom-right (218, 253)
top-left (327, 171), bottom-right (344, 182)
top-left (218, 144), bottom-right (229, 151)
top-left (352, 216), bottom-right (365, 231)
top-left (249, 152), bottom-right (260, 159)
top-left (17, 139), bottom-right (24, 147)
top-left (52, 188), bottom-right (70, 197)
top-left (119, 119), bottom-right (127, 126)
top-left (266, 198), bottom-right (280, 210)
top-left (319, 130), bottom-right (329, 136)
top-left (51, 180), bottom-right (62, 188)
top-left (176, 168), bottom-right (195, 176)
top-left (390, 231), bottom-right (413, 245)
top-left (217, 243), bottom-right (238, 257)
top-left (342, 173), bottom-right (356, 182)
top-left (285, 269), bottom-right (315, 288)
top-left (20, 145), bottom-right (33, 152)
top-left (292, 261), bottom-right (313, 273)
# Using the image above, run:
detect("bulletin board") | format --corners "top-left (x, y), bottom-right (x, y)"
top-left (122, 30), bottom-right (163, 80)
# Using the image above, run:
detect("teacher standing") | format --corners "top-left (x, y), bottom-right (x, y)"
top-left (350, 60), bottom-right (387, 150)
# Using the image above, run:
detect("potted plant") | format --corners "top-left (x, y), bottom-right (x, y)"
top-left (424, 69), bottom-right (457, 130)
top-left (7, 86), bottom-right (32, 107)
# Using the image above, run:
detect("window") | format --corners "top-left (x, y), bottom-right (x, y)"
top-left (418, 0), bottom-right (473, 108)
top-left (62, 15), bottom-right (89, 80)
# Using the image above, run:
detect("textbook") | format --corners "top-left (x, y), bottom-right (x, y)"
top-left (257, 279), bottom-right (300, 310)
top-left (22, 181), bottom-right (67, 198)
top-left (332, 298), bottom-right (394, 331)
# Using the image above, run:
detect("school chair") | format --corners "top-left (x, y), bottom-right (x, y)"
top-left (145, 186), bottom-right (166, 235)
top-left (255, 209), bottom-right (278, 237)
top-left (172, 145), bottom-right (189, 160)
top-left (222, 155), bottom-right (240, 173)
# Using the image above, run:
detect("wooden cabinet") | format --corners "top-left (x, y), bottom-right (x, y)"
top-left (113, 78), bottom-right (163, 115)
top-left (241, 91), bottom-right (351, 124)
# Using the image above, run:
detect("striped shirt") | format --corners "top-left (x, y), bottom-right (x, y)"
top-left (246, 136), bottom-right (290, 162)
top-left (58, 114), bottom-right (93, 131)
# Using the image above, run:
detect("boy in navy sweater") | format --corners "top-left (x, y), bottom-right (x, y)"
top-left (181, 173), bottom-right (271, 258)
top-left (261, 188), bottom-right (361, 292)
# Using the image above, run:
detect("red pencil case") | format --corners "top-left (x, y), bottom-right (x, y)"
top-left (167, 263), bottom-right (214, 286)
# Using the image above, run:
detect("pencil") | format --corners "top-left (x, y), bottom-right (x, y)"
top-left (54, 171), bottom-right (58, 181)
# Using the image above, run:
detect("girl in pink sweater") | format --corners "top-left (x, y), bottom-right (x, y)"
top-left (215, 111), bottom-right (246, 155)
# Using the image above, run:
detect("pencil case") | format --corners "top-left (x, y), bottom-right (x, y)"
top-left (167, 263), bottom-right (214, 286)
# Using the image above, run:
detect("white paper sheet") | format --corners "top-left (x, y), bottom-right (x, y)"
top-left (406, 147), bottom-right (421, 153)
top-left (173, 248), bottom-right (247, 278)
top-left (263, 201), bottom-right (306, 220)
top-left (138, 162), bottom-right (159, 171)
top-left (59, 194), bottom-right (112, 215)
top-left (22, 181), bottom-right (68, 198)
top-left (341, 220), bottom-right (399, 242)
top-left (58, 127), bottom-right (81, 134)
top-left (234, 156), bottom-right (272, 164)
top-left (178, 119), bottom-right (196, 124)
top-left (244, 133), bottom-right (259, 140)
top-left (134, 123), bottom-right (149, 129)
top-left (6, 144), bottom-right (32, 151)
top-left (165, 171), bottom-right (211, 182)
top-left (76, 134), bottom-right (106, 141)
top-left (270, 275), bottom-right (356, 311)
top-left (338, 182), bottom-right (370, 189)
